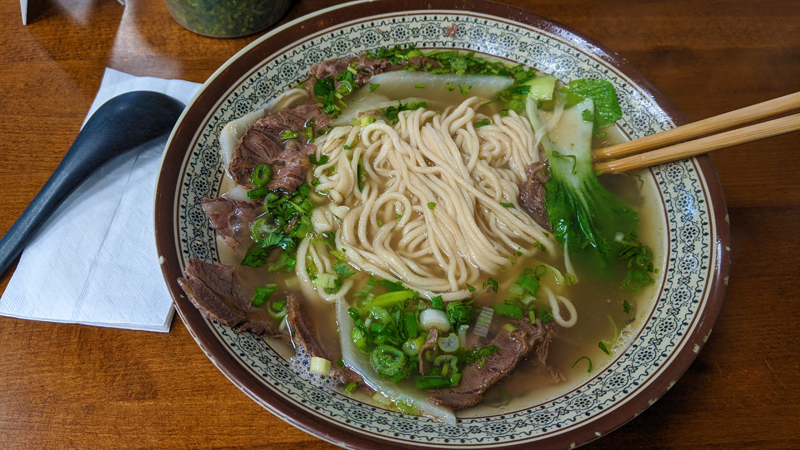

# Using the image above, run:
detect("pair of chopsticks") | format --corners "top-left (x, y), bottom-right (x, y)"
top-left (593, 92), bottom-right (800, 173)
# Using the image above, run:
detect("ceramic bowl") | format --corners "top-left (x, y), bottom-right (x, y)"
top-left (154, 1), bottom-right (730, 447)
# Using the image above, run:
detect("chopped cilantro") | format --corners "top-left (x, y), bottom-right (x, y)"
top-left (280, 130), bottom-right (299, 140)
top-left (572, 356), bottom-right (593, 373)
top-left (309, 154), bottom-right (329, 165)
top-left (384, 101), bottom-right (428, 126)
top-left (252, 284), bottom-right (278, 306)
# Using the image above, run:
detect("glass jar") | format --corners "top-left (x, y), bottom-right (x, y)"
top-left (164, 0), bottom-right (291, 38)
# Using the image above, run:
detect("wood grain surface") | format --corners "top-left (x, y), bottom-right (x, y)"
top-left (1, 0), bottom-right (798, 448)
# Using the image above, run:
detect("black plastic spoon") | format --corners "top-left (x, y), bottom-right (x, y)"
top-left (0, 91), bottom-right (185, 276)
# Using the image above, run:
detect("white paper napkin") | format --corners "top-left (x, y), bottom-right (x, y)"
top-left (0, 68), bottom-right (201, 332)
top-left (21, 0), bottom-right (126, 25)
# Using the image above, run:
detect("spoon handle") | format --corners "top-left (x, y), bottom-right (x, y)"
top-left (0, 91), bottom-right (185, 276)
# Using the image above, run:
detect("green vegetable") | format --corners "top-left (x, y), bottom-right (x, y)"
top-left (309, 154), bottom-right (329, 165)
top-left (599, 314), bottom-right (620, 354)
top-left (370, 345), bottom-right (407, 376)
top-left (243, 184), bottom-right (315, 271)
top-left (378, 279), bottom-right (405, 292)
top-left (572, 356), bottom-right (593, 373)
top-left (434, 355), bottom-right (459, 376)
top-left (521, 74), bottom-right (557, 101)
top-left (536, 306), bottom-right (555, 324)
top-left (475, 118), bottom-right (492, 128)
top-left (459, 84), bottom-right (471, 96)
top-left (404, 313), bottom-right (418, 339)
top-left (430, 296), bottom-right (445, 311)
top-left (251, 284), bottom-right (278, 307)
top-left (402, 335), bottom-right (426, 356)
top-left (313, 273), bottom-right (338, 289)
top-left (493, 302), bottom-right (523, 319)
top-left (437, 333), bottom-right (460, 353)
top-left (427, 202), bottom-right (436, 210)
top-left (310, 356), bottom-right (331, 375)
top-left (503, 323), bottom-right (518, 333)
top-left (500, 202), bottom-right (514, 208)
top-left (369, 84), bottom-right (380, 92)
top-left (357, 160), bottom-right (367, 191)
top-left (367, 290), bottom-right (417, 310)
top-left (267, 251), bottom-right (296, 273)
top-left (279, 129), bottom-right (299, 140)
top-left (446, 301), bottom-right (476, 328)
top-left (250, 217), bottom-right (277, 242)
top-left (246, 186), bottom-right (270, 199)
top-left (332, 260), bottom-right (356, 279)
top-left (526, 96), bottom-right (639, 275)
top-left (415, 374), bottom-right (461, 389)
top-left (618, 231), bottom-right (656, 291)
top-left (353, 275), bottom-right (377, 299)
top-left (395, 400), bottom-right (417, 414)
top-left (560, 79), bottom-right (623, 129)
top-left (313, 76), bottom-right (340, 117)
top-left (508, 269), bottom-right (540, 299)
top-left (384, 101), bottom-right (427, 126)
top-left (623, 300), bottom-right (632, 314)
top-left (249, 164), bottom-right (272, 186)
top-left (483, 278), bottom-right (498, 292)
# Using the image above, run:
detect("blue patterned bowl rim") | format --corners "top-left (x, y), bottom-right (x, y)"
top-left (154, 1), bottom-right (731, 448)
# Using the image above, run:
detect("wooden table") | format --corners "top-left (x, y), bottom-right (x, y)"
top-left (1, 0), bottom-right (798, 448)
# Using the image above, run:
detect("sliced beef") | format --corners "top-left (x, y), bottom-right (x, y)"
top-left (417, 329), bottom-right (439, 375)
top-left (202, 197), bottom-right (259, 249)
top-left (428, 320), bottom-right (555, 410)
top-left (519, 161), bottom-right (552, 231)
top-left (407, 56), bottom-right (442, 70)
top-left (177, 259), bottom-right (279, 336)
top-left (307, 53), bottom-right (443, 89)
top-left (266, 141), bottom-right (313, 192)
top-left (310, 56), bottom-right (358, 80)
top-left (285, 294), bottom-right (363, 386)
top-left (229, 104), bottom-right (331, 190)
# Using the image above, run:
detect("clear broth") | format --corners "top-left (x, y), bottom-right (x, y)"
top-left (215, 93), bottom-right (666, 416)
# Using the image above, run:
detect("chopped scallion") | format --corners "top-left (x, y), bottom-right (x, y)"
top-left (572, 356), bottom-right (593, 373)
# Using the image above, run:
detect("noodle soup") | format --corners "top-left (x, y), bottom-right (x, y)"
top-left (182, 47), bottom-right (665, 422)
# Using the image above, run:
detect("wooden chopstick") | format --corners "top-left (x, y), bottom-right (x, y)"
top-left (594, 112), bottom-right (800, 174)
top-left (594, 91), bottom-right (800, 161)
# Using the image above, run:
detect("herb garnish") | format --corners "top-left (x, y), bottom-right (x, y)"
top-left (618, 231), bottom-right (655, 291)
top-left (384, 101), bottom-right (428, 125)
top-left (572, 356), bottom-right (593, 373)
